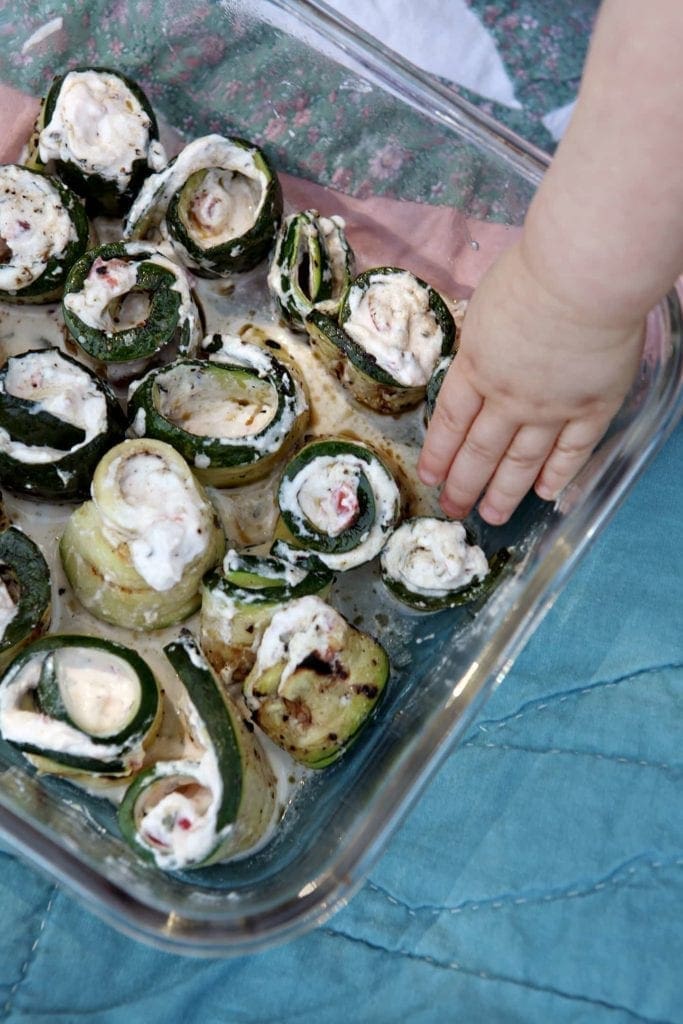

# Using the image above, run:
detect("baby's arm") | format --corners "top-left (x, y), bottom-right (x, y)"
top-left (418, 0), bottom-right (683, 525)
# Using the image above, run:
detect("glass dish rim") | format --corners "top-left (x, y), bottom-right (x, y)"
top-left (0, 0), bottom-right (682, 957)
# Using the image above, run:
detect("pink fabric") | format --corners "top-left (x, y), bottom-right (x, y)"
top-left (0, 83), bottom-right (519, 299)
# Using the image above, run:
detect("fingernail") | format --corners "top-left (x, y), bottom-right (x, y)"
top-left (418, 467), bottom-right (440, 487)
top-left (479, 503), bottom-right (507, 526)
top-left (535, 484), bottom-right (556, 501)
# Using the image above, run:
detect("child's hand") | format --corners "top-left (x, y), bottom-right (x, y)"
top-left (418, 242), bottom-right (644, 525)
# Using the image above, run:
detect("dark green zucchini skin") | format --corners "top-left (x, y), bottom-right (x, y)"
top-left (165, 138), bottom-right (283, 276)
top-left (382, 542), bottom-right (512, 611)
top-left (0, 394), bottom-right (85, 451)
top-left (62, 242), bottom-right (195, 364)
top-left (118, 631), bottom-right (277, 870)
top-left (0, 166), bottom-right (91, 304)
top-left (279, 439), bottom-right (378, 556)
top-left (163, 635), bottom-right (243, 827)
top-left (0, 348), bottom-right (126, 501)
top-left (273, 437), bottom-right (400, 575)
top-left (205, 552), bottom-right (333, 606)
top-left (307, 267), bottom-right (456, 413)
top-left (0, 527), bottom-right (51, 673)
top-left (127, 353), bottom-right (304, 480)
top-left (268, 210), bottom-right (355, 330)
top-left (34, 67), bottom-right (162, 216)
top-left (0, 634), bottom-right (160, 775)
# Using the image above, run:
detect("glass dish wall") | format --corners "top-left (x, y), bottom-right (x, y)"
top-left (0, 0), bottom-right (681, 955)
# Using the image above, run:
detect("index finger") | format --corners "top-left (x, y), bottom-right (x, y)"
top-left (418, 364), bottom-right (483, 486)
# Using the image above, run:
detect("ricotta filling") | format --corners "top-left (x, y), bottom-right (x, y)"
top-left (344, 271), bottom-right (444, 387)
top-left (63, 243), bottom-right (199, 346)
top-left (0, 165), bottom-right (76, 292)
top-left (296, 460), bottom-right (361, 537)
top-left (156, 365), bottom-right (277, 439)
top-left (381, 518), bottom-right (489, 596)
top-left (50, 647), bottom-right (141, 738)
top-left (279, 451), bottom-right (400, 570)
top-left (250, 595), bottom-right (347, 694)
top-left (0, 350), bottom-right (107, 464)
top-left (0, 576), bottom-right (17, 638)
top-left (38, 69), bottom-right (156, 189)
top-left (185, 167), bottom-right (262, 248)
top-left (0, 656), bottom-right (125, 760)
top-left (98, 451), bottom-right (209, 591)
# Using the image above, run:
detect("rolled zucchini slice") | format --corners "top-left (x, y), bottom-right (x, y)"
top-left (118, 632), bottom-right (277, 871)
top-left (59, 438), bottom-right (225, 630)
top-left (0, 527), bottom-right (51, 673)
top-left (128, 334), bottom-right (309, 486)
top-left (0, 634), bottom-right (161, 777)
top-left (306, 267), bottom-right (456, 413)
top-left (62, 241), bottom-right (202, 371)
top-left (0, 164), bottom-right (91, 303)
top-left (380, 517), bottom-right (511, 611)
top-left (124, 134), bottom-right (282, 276)
top-left (267, 209), bottom-right (354, 331)
top-left (0, 348), bottom-right (126, 500)
top-left (28, 66), bottom-right (166, 216)
top-left (243, 595), bottom-right (389, 768)
top-left (200, 549), bottom-right (333, 684)
top-left (272, 436), bottom-right (401, 572)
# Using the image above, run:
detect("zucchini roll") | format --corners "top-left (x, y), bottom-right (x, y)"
top-left (60, 438), bottom-right (225, 630)
top-left (272, 436), bottom-right (401, 572)
top-left (0, 164), bottom-right (90, 303)
top-left (243, 595), bottom-right (389, 768)
top-left (124, 134), bottom-right (282, 276)
top-left (118, 633), bottom-right (277, 871)
top-left (28, 67), bottom-right (166, 216)
top-left (200, 549), bottom-right (333, 683)
top-left (307, 267), bottom-right (456, 413)
top-left (0, 527), bottom-right (51, 673)
top-left (267, 209), bottom-right (354, 331)
top-left (62, 241), bottom-right (202, 373)
top-left (128, 334), bottom-right (309, 486)
top-left (0, 348), bottom-right (126, 500)
top-left (0, 634), bottom-right (161, 777)
top-left (380, 517), bottom-right (510, 611)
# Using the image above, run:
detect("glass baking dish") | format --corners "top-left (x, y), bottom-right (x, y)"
top-left (0, 0), bottom-right (681, 956)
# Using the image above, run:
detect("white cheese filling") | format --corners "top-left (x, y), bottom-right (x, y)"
top-left (250, 595), bottom-right (347, 694)
top-left (0, 350), bottom-right (108, 464)
top-left (98, 451), bottom-right (210, 591)
top-left (344, 271), bottom-right (444, 387)
top-left (51, 647), bottom-right (141, 738)
top-left (0, 576), bottom-right (17, 638)
top-left (0, 656), bottom-right (126, 760)
top-left (185, 167), bottom-right (261, 248)
top-left (223, 549), bottom-right (308, 589)
top-left (296, 460), bottom-right (361, 537)
top-left (279, 451), bottom-right (399, 571)
top-left (38, 69), bottom-right (158, 189)
top-left (381, 518), bottom-right (489, 596)
top-left (0, 165), bottom-right (76, 292)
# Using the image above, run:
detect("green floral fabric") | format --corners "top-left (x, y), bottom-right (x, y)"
top-left (0, 0), bottom-right (597, 222)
